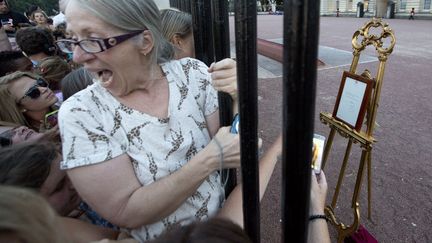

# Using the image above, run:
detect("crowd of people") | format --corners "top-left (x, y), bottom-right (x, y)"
top-left (0, 0), bottom-right (331, 242)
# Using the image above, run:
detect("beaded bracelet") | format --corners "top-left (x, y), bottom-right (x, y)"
top-left (309, 214), bottom-right (329, 222)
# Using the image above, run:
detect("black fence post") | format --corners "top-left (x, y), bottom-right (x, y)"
top-left (281, 0), bottom-right (321, 242)
top-left (212, 0), bottom-right (236, 196)
top-left (234, 1), bottom-right (260, 242)
top-left (169, 0), bottom-right (192, 14)
top-left (191, 0), bottom-right (215, 65)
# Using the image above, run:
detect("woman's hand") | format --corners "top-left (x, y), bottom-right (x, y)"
top-left (204, 126), bottom-right (241, 171)
top-left (42, 125), bottom-right (60, 140)
top-left (208, 58), bottom-right (237, 100)
top-left (309, 171), bottom-right (328, 215)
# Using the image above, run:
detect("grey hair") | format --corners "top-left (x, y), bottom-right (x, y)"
top-left (73, 0), bottom-right (174, 64)
top-left (160, 9), bottom-right (193, 42)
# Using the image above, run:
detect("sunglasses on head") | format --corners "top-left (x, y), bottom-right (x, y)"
top-left (17, 78), bottom-right (49, 103)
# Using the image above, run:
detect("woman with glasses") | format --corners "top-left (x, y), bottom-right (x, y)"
top-left (0, 71), bottom-right (59, 131)
top-left (57, 0), bottom-right (241, 241)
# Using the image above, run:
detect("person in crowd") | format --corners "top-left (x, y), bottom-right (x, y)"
top-left (30, 9), bottom-right (53, 30)
top-left (160, 8), bottom-right (195, 60)
top-left (409, 8), bottom-right (415, 20)
top-left (0, 185), bottom-right (120, 243)
top-left (0, 185), bottom-right (71, 243)
top-left (0, 142), bottom-right (79, 216)
top-left (56, 0), bottom-right (242, 241)
top-left (0, 0), bottom-right (30, 37)
top-left (15, 26), bottom-right (57, 66)
top-left (61, 67), bottom-right (94, 101)
top-left (0, 50), bottom-right (33, 76)
top-left (0, 120), bottom-right (59, 147)
top-left (0, 142), bottom-right (119, 231)
top-left (160, 8), bottom-right (238, 105)
top-left (1, 122), bottom-right (48, 146)
top-left (0, 71), bottom-right (58, 131)
top-left (53, 22), bottom-right (67, 40)
top-left (25, 5), bottom-right (40, 24)
top-left (37, 55), bottom-right (72, 92)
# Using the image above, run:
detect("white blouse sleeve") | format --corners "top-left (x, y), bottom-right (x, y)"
top-left (58, 96), bottom-right (124, 170)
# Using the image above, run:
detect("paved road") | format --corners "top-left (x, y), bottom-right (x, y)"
top-left (228, 16), bottom-right (432, 242)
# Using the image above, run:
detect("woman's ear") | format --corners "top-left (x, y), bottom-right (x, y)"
top-left (170, 34), bottom-right (183, 49)
top-left (139, 30), bottom-right (155, 56)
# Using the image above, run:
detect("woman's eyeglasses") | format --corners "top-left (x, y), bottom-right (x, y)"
top-left (17, 78), bottom-right (49, 103)
top-left (56, 30), bottom-right (145, 54)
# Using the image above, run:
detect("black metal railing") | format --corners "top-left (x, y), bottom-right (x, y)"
top-left (166, 0), bottom-right (321, 241)
top-left (212, 0), bottom-right (236, 196)
top-left (234, 1), bottom-right (260, 242)
top-left (281, 0), bottom-right (321, 242)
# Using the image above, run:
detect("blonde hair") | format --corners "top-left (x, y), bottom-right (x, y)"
top-left (37, 56), bottom-right (72, 91)
top-left (74, 0), bottom-right (174, 64)
top-left (0, 185), bottom-right (70, 243)
top-left (0, 71), bottom-right (40, 126)
top-left (160, 9), bottom-right (193, 42)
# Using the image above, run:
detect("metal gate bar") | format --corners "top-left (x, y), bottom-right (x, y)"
top-left (281, 0), bottom-right (321, 242)
top-left (212, 0), bottom-right (237, 196)
top-left (234, 1), bottom-right (260, 242)
top-left (169, 0), bottom-right (192, 14)
top-left (191, 0), bottom-right (214, 65)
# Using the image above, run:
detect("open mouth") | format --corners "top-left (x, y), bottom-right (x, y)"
top-left (97, 69), bottom-right (113, 84)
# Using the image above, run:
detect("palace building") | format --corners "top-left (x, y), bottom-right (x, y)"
top-left (320, 0), bottom-right (432, 19)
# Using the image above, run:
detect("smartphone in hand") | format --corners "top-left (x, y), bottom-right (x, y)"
top-left (312, 134), bottom-right (326, 174)
top-left (44, 110), bottom-right (59, 130)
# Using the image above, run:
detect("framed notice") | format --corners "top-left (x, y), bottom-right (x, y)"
top-left (332, 71), bottom-right (373, 131)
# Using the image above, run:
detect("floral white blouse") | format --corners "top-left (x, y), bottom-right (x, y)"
top-left (59, 58), bottom-right (222, 241)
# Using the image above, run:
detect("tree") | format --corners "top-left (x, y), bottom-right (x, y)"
top-left (7, 0), bottom-right (59, 16)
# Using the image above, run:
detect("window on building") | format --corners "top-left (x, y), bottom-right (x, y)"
top-left (400, 0), bottom-right (406, 9)
top-left (425, 0), bottom-right (431, 10)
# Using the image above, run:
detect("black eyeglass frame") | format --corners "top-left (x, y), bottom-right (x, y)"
top-left (17, 78), bottom-right (49, 103)
top-left (56, 30), bottom-right (146, 54)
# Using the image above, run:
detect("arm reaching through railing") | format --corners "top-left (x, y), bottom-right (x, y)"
top-left (216, 135), bottom-right (282, 226)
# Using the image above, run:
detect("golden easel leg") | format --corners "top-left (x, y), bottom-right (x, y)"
top-left (352, 150), bottom-right (368, 208)
top-left (331, 139), bottom-right (353, 208)
top-left (322, 129), bottom-right (336, 169)
top-left (367, 151), bottom-right (372, 219)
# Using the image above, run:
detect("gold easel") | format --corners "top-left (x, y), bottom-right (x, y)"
top-left (319, 18), bottom-right (395, 242)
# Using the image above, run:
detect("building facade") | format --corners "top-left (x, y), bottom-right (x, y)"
top-left (320, 0), bottom-right (432, 19)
